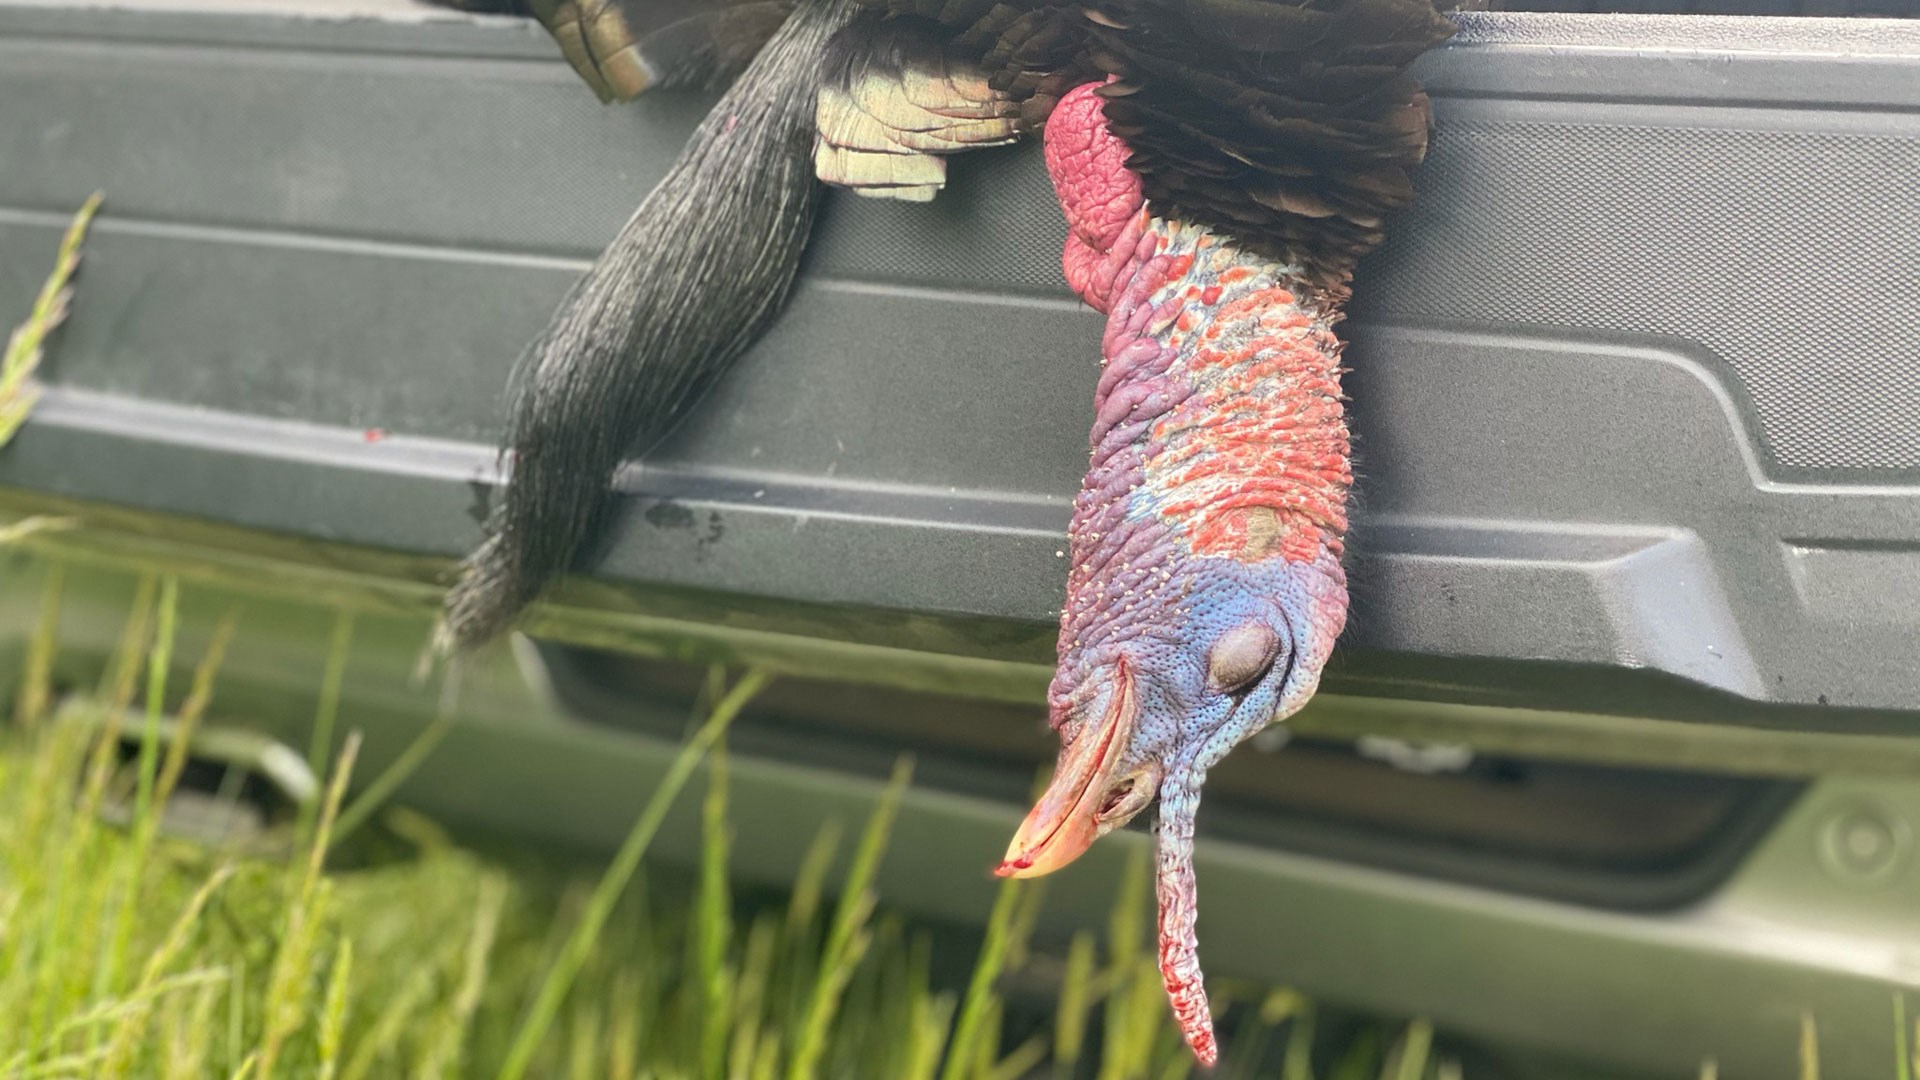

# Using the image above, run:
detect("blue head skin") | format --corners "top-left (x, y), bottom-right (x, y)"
top-left (996, 536), bottom-right (1347, 1065)
top-left (995, 545), bottom-right (1345, 882)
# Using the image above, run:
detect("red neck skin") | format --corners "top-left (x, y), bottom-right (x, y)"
top-left (1041, 81), bottom-right (1353, 1067)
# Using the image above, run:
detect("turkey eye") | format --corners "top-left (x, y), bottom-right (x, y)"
top-left (1206, 623), bottom-right (1281, 695)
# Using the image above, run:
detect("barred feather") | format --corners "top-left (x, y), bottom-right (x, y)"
top-left (478, 0), bottom-right (796, 100)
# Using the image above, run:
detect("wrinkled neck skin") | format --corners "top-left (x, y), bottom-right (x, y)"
top-left (1044, 82), bottom-right (1352, 1065)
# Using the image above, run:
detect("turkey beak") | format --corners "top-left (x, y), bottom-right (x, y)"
top-left (996, 666), bottom-right (1138, 879)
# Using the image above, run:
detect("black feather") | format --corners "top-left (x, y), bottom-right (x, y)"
top-left (440, 0), bottom-right (859, 649)
top-left (1089, 0), bottom-right (1456, 282)
top-left (420, 0), bottom-right (795, 100)
top-left (853, 0), bottom-right (1454, 280)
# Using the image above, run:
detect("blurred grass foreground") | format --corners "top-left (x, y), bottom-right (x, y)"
top-left (0, 566), bottom-right (1448, 1079)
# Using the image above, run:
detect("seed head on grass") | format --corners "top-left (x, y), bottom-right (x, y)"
top-left (316, 938), bottom-right (353, 1080)
top-left (2, 193), bottom-right (101, 448)
top-left (697, 734), bottom-right (735, 1080)
top-left (100, 864), bottom-right (239, 1073)
top-left (256, 732), bottom-right (362, 1077)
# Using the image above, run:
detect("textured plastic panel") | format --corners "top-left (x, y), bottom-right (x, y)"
top-left (1365, 122), bottom-right (1920, 471)
top-left (3, 7), bottom-right (1920, 719)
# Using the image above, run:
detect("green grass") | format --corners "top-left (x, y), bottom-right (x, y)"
top-left (0, 566), bottom-right (1449, 1079)
top-left (3, 572), bottom-right (1916, 1080)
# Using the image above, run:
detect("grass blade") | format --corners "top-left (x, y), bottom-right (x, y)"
top-left (340, 959), bottom-right (440, 1080)
top-left (1800, 1013), bottom-right (1820, 1080)
top-left (418, 873), bottom-right (508, 1080)
top-left (1283, 1003), bottom-right (1317, 1080)
top-left (698, 731), bottom-right (735, 1080)
top-left (10, 560), bottom-right (64, 730)
top-left (785, 821), bottom-right (842, 942)
top-left (940, 876), bottom-right (1036, 1080)
top-left (497, 668), bottom-right (772, 1080)
top-left (147, 608), bottom-right (242, 822)
top-left (90, 576), bottom-right (180, 1010)
top-left (991, 1034), bottom-right (1047, 1080)
top-left (1389, 1019), bottom-right (1433, 1080)
top-left (329, 664), bottom-right (459, 848)
top-left (317, 938), bottom-right (353, 1080)
top-left (100, 865), bottom-right (238, 1073)
top-left (786, 756), bottom-right (912, 1080)
top-left (1052, 930), bottom-right (1098, 1079)
top-left (130, 576), bottom-right (180, 832)
top-left (302, 610), bottom-right (356, 837)
top-left (1898, 995), bottom-right (1911, 1080)
top-left (1109, 845), bottom-right (1149, 972)
top-left (258, 732), bottom-right (361, 1077)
